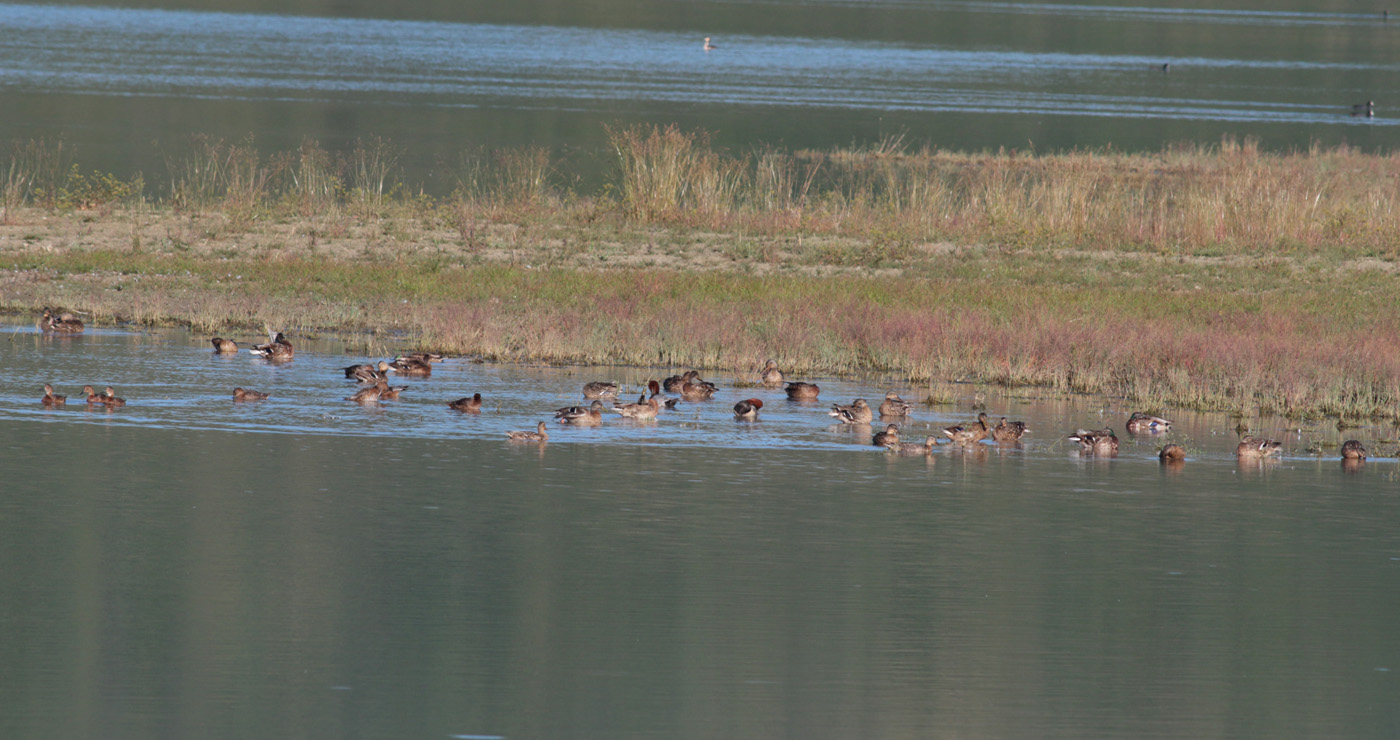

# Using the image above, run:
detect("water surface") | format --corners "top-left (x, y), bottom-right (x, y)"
top-left (3, 324), bottom-right (1398, 739)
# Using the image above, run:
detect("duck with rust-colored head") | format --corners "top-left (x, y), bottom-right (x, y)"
top-left (249, 332), bottom-right (294, 360)
top-left (40, 307), bottom-right (84, 333)
top-left (830, 398), bottom-right (873, 424)
top-left (233, 387), bottom-right (269, 401)
top-left (507, 421), bottom-right (549, 442)
top-left (992, 416), bottom-right (1029, 444)
top-left (1236, 435), bottom-right (1282, 459)
top-left (785, 381), bottom-right (820, 400)
top-left (99, 386), bottom-right (126, 407)
top-left (1126, 412), bottom-right (1172, 434)
top-left (878, 391), bottom-right (912, 418)
top-left (1068, 427), bottom-right (1118, 456)
top-left (41, 384), bottom-right (67, 407)
top-left (211, 337), bottom-right (238, 354)
top-left (556, 399), bottom-right (606, 425)
top-left (733, 398), bottom-right (763, 420)
top-left (448, 393), bottom-right (483, 412)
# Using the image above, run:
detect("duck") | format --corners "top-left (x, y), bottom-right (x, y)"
top-left (448, 393), bottom-right (484, 412)
top-left (80, 385), bottom-right (105, 404)
top-left (992, 416), bottom-right (1029, 444)
top-left (41, 384), bottom-right (66, 406)
top-left (249, 332), bottom-right (294, 360)
top-left (507, 421), bottom-right (549, 442)
top-left (829, 398), bottom-right (874, 424)
top-left (99, 386), bottom-right (126, 407)
top-left (703, 36), bottom-right (717, 51)
top-left (1235, 435), bottom-right (1282, 458)
top-left (582, 381), bottom-right (619, 399)
top-left (388, 355), bottom-right (432, 376)
top-left (759, 359), bottom-right (784, 387)
top-left (887, 436), bottom-right (937, 455)
top-left (211, 337), bottom-right (238, 354)
top-left (347, 380), bottom-right (406, 404)
top-left (1159, 444), bottom-right (1186, 462)
top-left (39, 307), bottom-right (84, 333)
top-left (872, 424), bottom-right (900, 447)
top-left (1125, 412), bottom-right (1172, 434)
top-left (556, 400), bottom-right (606, 425)
top-left (1068, 427), bottom-right (1118, 456)
top-left (344, 360), bottom-right (391, 383)
top-left (680, 376), bottom-right (717, 401)
top-left (1352, 100), bottom-right (1375, 118)
top-left (232, 387), bottom-right (270, 401)
top-left (611, 393), bottom-right (661, 420)
top-left (662, 370), bottom-right (699, 393)
top-left (784, 381), bottom-right (820, 400)
top-left (1340, 439), bottom-right (1368, 460)
top-left (733, 398), bottom-right (763, 420)
top-left (646, 380), bottom-right (681, 410)
top-left (943, 412), bottom-right (990, 445)
top-left (878, 391), bottom-right (912, 417)
top-left (398, 352), bottom-right (443, 364)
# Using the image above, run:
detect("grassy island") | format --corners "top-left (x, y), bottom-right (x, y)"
top-left (3, 127), bottom-right (1399, 421)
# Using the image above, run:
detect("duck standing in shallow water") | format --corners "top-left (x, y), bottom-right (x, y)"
top-left (41, 384), bottom-right (66, 407)
top-left (878, 391), bottom-right (912, 417)
top-left (556, 400), bottom-right (606, 425)
top-left (611, 393), bottom-right (661, 420)
top-left (759, 360), bottom-right (783, 387)
top-left (830, 398), bottom-right (874, 424)
top-left (1125, 412), bottom-right (1172, 434)
top-left (232, 387), bottom-right (270, 401)
top-left (582, 381), bottom-right (619, 400)
top-left (944, 412), bottom-right (990, 445)
top-left (507, 421), bottom-right (549, 442)
top-left (992, 416), bottom-right (1029, 443)
top-left (1068, 427), bottom-right (1118, 456)
top-left (733, 398), bottom-right (763, 420)
top-left (250, 332), bottom-right (294, 360)
top-left (211, 337), bottom-right (238, 354)
top-left (448, 393), bottom-right (483, 412)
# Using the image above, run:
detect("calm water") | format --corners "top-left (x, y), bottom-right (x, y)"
top-left (1, 0), bottom-right (1397, 189)
top-left (3, 324), bottom-right (1399, 739)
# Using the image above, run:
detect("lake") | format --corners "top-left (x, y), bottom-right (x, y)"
top-left (1, 0), bottom-right (1396, 191)
top-left (3, 323), bottom-right (1398, 739)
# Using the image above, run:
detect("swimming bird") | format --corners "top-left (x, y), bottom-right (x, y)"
top-left (1340, 439), bottom-right (1368, 460)
top-left (1068, 427), bottom-right (1118, 456)
top-left (878, 391), bottom-right (912, 417)
top-left (1352, 100), bottom-right (1375, 118)
top-left (662, 371), bottom-right (699, 393)
top-left (703, 36), bottom-right (717, 51)
top-left (249, 332), bottom-right (294, 360)
top-left (1235, 435), bottom-right (1282, 458)
top-left (232, 387), bottom-right (270, 401)
top-left (872, 424), bottom-right (900, 447)
top-left (612, 394), bottom-right (661, 420)
top-left (887, 436), bottom-right (937, 455)
top-left (80, 385), bottom-right (105, 404)
top-left (784, 381), bottom-right (820, 400)
top-left (760, 359), bottom-right (784, 387)
top-left (344, 360), bottom-right (391, 383)
top-left (211, 337), bottom-right (238, 354)
top-left (733, 398), bottom-right (763, 420)
top-left (347, 380), bottom-right (406, 403)
top-left (448, 393), bottom-right (484, 412)
top-left (829, 398), bottom-right (874, 424)
top-left (645, 380), bottom-right (681, 410)
top-left (1125, 412), bottom-right (1172, 434)
top-left (680, 375), bottom-right (717, 401)
top-left (582, 381), bottom-right (619, 399)
top-left (388, 355), bottom-right (432, 376)
top-left (39, 307), bottom-right (84, 333)
top-left (556, 399), bottom-right (606, 425)
top-left (943, 412), bottom-right (990, 445)
top-left (397, 352), bottom-right (443, 364)
top-left (507, 421), bottom-right (549, 442)
top-left (41, 384), bottom-right (66, 406)
top-left (99, 386), bottom-right (126, 407)
top-left (1159, 444), bottom-right (1186, 462)
top-left (992, 416), bottom-right (1029, 443)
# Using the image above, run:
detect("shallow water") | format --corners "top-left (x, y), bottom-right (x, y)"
top-left (1, 0), bottom-right (1396, 188)
top-left (3, 323), bottom-right (1399, 739)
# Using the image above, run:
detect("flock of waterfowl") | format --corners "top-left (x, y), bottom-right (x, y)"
top-left (33, 311), bottom-right (1375, 465)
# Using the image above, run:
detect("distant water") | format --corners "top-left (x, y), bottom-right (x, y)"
top-left (0, 0), bottom-right (1395, 186)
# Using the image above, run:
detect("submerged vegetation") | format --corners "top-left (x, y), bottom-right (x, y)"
top-left (2, 127), bottom-right (1399, 421)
